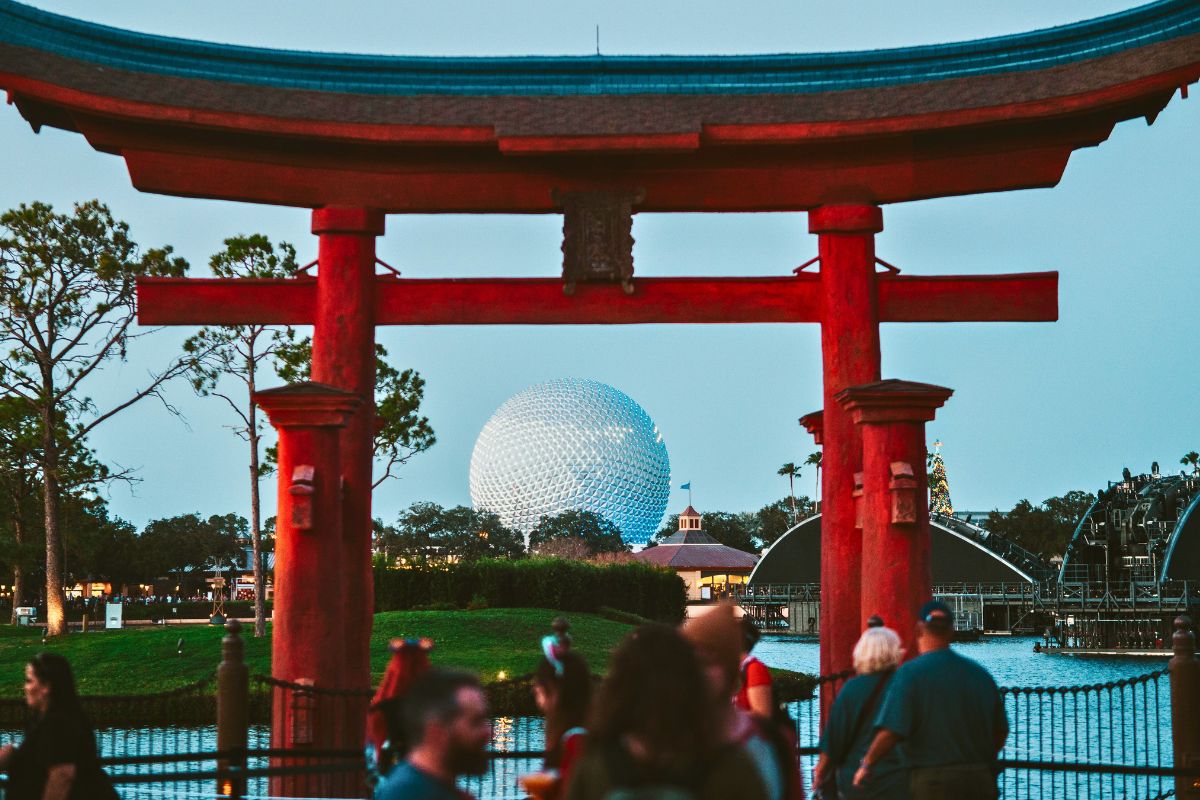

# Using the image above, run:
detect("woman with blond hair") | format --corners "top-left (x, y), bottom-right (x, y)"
top-left (813, 626), bottom-right (907, 799)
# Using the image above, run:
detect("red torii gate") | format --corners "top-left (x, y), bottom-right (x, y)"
top-left (2, 0), bottom-right (1198, 767)
top-left (137, 206), bottom-right (1056, 689)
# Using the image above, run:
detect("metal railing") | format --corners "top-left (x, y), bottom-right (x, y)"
top-left (791, 617), bottom-right (1200, 800)
top-left (0, 618), bottom-right (1198, 799)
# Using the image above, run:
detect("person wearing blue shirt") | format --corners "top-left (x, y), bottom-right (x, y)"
top-left (375, 669), bottom-right (492, 800)
top-left (853, 601), bottom-right (1008, 800)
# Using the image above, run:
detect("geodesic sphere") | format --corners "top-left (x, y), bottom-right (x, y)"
top-left (469, 379), bottom-right (670, 546)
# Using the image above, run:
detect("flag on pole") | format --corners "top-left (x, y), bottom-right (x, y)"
top-left (680, 482), bottom-right (691, 490)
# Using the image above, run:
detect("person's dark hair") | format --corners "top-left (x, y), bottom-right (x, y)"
top-left (28, 653), bottom-right (82, 715)
top-left (535, 648), bottom-right (592, 768)
top-left (740, 616), bottom-right (761, 653)
top-left (588, 624), bottom-right (715, 782)
top-left (402, 669), bottom-right (481, 748)
top-left (922, 617), bottom-right (954, 639)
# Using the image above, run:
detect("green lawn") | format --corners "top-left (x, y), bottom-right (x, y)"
top-left (0, 610), bottom-right (815, 705)
top-left (0, 609), bottom-right (634, 697)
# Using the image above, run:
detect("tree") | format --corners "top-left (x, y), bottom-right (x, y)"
top-left (928, 444), bottom-right (954, 515)
top-left (534, 537), bottom-right (593, 560)
top-left (754, 495), bottom-right (816, 548)
top-left (274, 339), bottom-right (435, 488)
top-left (985, 490), bottom-right (1095, 558)
top-left (529, 510), bottom-right (629, 556)
top-left (804, 451), bottom-right (822, 508)
top-left (1181, 451), bottom-right (1199, 476)
top-left (0, 397), bottom-right (44, 618)
top-left (383, 502), bottom-right (524, 565)
top-left (777, 462), bottom-right (801, 523)
top-left (138, 513), bottom-right (245, 594)
top-left (183, 234), bottom-right (299, 636)
top-left (61, 496), bottom-right (139, 593)
top-left (0, 201), bottom-right (193, 635)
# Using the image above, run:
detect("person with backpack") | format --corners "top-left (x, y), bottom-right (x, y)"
top-left (565, 623), bottom-right (768, 800)
top-left (814, 626), bottom-right (907, 799)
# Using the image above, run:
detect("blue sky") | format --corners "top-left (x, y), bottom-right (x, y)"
top-left (2, 1), bottom-right (1197, 530)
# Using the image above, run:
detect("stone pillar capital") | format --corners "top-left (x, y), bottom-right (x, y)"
top-left (253, 382), bottom-right (361, 429)
top-left (836, 379), bottom-right (952, 425)
top-left (808, 204), bottom-right (883, 236)
top-left (798, 410), bottom-right (825, 445)
top-left (311, 207), bottom-right (386, 236)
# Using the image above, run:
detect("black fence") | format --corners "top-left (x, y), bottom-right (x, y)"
top-left (786, 622), bottom-right (1200, 800)
top-left (0, 619), bottom-right (1198, 799)
top-left (997, 669), bottom-right (1174, 800)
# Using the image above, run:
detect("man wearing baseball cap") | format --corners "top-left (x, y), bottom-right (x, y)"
top-left (852, 600), bottom-right (1008, 800)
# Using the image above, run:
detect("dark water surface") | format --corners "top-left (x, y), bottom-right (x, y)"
top-left (754, 633), bottom-right (1171, 685)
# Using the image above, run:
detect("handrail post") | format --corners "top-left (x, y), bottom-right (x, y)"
top-left (218, 619), bottom-right (249, 800)
top-left (1170, 615), bottom-right (1200, 800)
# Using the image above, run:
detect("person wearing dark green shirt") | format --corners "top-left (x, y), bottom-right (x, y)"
top-left (854, 601), bottom-right (1008, 800)
top-left (815, 626), bottom-right (908, 798)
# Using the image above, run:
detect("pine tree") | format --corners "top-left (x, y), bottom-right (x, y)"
top-left (928, 440), bottom-right (954, 516)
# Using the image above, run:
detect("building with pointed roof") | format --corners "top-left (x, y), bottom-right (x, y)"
top-left (634, 506), bottom-right (759, 602)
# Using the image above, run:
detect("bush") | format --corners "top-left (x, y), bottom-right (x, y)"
top-left (374, 558), bottom-right (686, 622)
top-left (772, 669), bottom-right (818, 703)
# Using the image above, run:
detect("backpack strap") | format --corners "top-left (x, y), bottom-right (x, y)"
top-left (835, 670), bottom-right (894, 766)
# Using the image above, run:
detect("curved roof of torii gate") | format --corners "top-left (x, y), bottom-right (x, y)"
top-left (1, 1), bottom-right (1198, 211)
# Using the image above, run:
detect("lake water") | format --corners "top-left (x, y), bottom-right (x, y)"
top-left (753, 633), bottom-right (1171, 686)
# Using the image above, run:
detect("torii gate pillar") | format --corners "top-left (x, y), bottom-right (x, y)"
top-left (253, 382), bottom-right (360, 793)
top-left (311, 207), bottom-right (385, 698)
top-left (839, 379), bottom-right (952, 661)
top-left (811, 205), bottom-right (883, 677)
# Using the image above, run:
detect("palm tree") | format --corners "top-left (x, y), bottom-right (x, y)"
top-left (804, 451), bottom-right (822, 510)
top-left (778, 462), bottom-right (801, 523)
top-left (1182, 451), bottom-right (1200, 476)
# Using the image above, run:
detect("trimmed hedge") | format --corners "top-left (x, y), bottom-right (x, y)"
top-left (374, 559), bottom-right (686, 623)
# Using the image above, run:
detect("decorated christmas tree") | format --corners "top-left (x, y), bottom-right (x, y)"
top-left (928, 439), bottom-right (954, 516)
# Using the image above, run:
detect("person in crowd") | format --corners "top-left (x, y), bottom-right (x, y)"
top-left (814, 626), bottom-right (907, 799)
top-left (683, 604), bottom-right (798, 800)
top-left (532, 619), bottom-right (591, 798)
top-left (367, 637), bottom-right (434, 784)
top-left (0, 653), bottom-right (118, 800)
top-left (375, 668), bottom-right (492, 800)
top-left (854, 601), bottom-right (1008, 800)
top-left (736, 616), bottom-right (774, 720)
top-left (566, 623), bottom-right (769, 800)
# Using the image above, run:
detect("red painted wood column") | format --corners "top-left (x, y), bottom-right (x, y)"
top-left (253, 381), bottom-right (359, 794)
top-left (810, 205), bottom-right (883, 677)
top-left (837, 379), bottom-right (952, 661)
top-left (310, 207), bottom-right (385, 702)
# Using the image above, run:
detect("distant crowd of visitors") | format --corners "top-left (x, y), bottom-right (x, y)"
top-left (369, 599), bottom-right (1008, 800)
